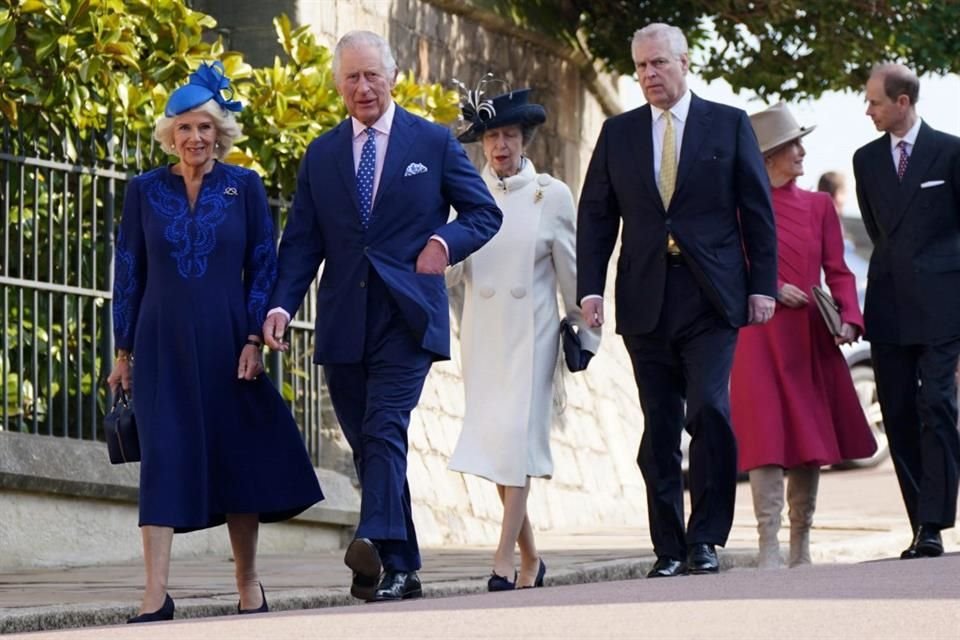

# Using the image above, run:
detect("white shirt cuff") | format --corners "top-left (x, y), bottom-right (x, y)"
top-left (429, 235), bottom-right (450, 263)
top-left (267, 307), bottom-right (291, 323)
top-left (580, 294), bottom-right (603, 305)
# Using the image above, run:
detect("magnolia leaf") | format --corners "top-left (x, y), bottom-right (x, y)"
top-left (0, 20), bottom-right (15, 52)
top-left (19, 0), bottom-right (47, 14)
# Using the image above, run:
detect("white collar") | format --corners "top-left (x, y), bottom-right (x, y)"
top-left (650, 90), bottom-right (692, 123)
top-left (890, 117), bottom-right (922, 151)
top-left (351, 100), bottom-right (395, 139)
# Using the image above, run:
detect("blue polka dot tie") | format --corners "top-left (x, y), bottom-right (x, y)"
top-left (357, 128), bottom-right (377, 227)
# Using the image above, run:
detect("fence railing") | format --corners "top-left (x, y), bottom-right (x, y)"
top-left (0, 121), bottom-right (327, 465)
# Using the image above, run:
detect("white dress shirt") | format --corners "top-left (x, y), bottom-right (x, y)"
top-left (351, 100), bottom-right (395, 204)
top-left (889, 117), bottom-right (922, 173)
top-left (651, 89), bottom-right (691, 184)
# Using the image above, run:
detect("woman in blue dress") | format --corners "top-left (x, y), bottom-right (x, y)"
top-left (106, 62), bottom-right (323, 623)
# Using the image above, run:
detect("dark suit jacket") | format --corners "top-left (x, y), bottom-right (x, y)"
top-left (577, 94), bottom-right (777, 333)
top-left (853, 122), bottom-right (960, 346)
top-left (270, 106), bottom-right (502, 363)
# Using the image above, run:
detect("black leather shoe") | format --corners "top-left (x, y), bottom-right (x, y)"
top-left (646, 556), bottom-right (687, 578)
top-left (902, 525), bottom-right (943, 559)
top-left (687, 544), bottom-right (719, 574)
top-left (372, 570), bottom-right (423, 602)
top-left (127, 593), bottom-right (175, 624)
top-left (237, 582), bottom-right (269, 614)
top-left (487, 571), bottom-right (516, 592)
top-left (344, 537), bottom-right (382, 601)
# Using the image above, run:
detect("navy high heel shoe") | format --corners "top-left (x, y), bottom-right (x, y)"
top-left (127, 593), bottom-right (175, 624)
top-left (487, 570), bottom-right (517, 592)
top-left (237, 581), bottom-right (269, 614)
top-left (519, 558), bottom-right (547, 589)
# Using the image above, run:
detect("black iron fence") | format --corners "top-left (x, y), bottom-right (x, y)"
top-left (0, 121), bottom-right (326, 465)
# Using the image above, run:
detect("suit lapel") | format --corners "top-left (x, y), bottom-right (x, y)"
top-left (673, 93), bottom-right (710, 204)
top-left (631, 106), bottom-right (662, 212)
top-left (334, 120), bottom-right (362, 217)
top-left (895, 123), bottom-right (939, 220)
top-left (372, 105), bottom-right (415, 216)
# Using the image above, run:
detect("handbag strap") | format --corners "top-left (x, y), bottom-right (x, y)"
top-left (114, 387), bottom-right (130, 409)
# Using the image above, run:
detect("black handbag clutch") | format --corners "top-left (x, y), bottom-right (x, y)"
top-left (103, 388), bottom-right (140, 464)
top-left (560, 318), bottom-right (594, 373)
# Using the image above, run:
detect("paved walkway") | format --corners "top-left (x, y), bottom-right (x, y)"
top-left (1, 462), bottom-right (956, 634)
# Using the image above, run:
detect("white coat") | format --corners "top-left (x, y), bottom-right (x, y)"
top-left (447, 160), bottom-right (601, 487)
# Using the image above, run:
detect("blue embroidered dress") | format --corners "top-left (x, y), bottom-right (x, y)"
top-left (114, 162), bottom-right (323, 532)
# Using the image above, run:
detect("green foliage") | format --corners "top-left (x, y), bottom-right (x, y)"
top-left (0, 0), bottom-right (218, 131)
top-left (473, 0), bottom-right (960, 101)
top-left (0, 1), bottom-right (460, 194)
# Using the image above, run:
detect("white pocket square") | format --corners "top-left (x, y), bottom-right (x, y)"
top-left (404, 162), bottom-right (428, 177)
top-left (921, 180), bottom-right (945, 188)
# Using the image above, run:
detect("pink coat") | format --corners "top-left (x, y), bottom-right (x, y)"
top-left (731, 182), bottom-right (877, 471)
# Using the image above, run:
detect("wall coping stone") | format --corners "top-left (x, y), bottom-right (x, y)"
top-left (0, 431), bottom-right (359, 528)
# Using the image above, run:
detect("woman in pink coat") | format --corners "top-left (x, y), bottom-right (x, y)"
top-left (731, 103), bottom-right (876, 569)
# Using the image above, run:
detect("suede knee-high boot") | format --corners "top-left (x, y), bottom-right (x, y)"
top-left (787, 466), bottom-right (820, 567)
top-left (749, 466), bottom-right (785, 569)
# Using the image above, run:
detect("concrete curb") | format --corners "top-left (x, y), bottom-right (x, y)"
top-left (0, 551), bottom-right (762, 635)
top-left (3, 523), bottom-right (922, 635)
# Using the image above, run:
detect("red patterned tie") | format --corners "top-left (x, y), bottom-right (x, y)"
top-left (896, 140), bottom-right (909, 181)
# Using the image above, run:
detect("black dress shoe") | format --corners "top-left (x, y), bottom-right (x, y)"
top-left (487, 571), bottom-right (516, 592)
top-left (901, 525), bottom-right (944, 559)
top-left (237, 581), bottom-right (269, 614)
top-left (344, 538), bottom-right (382, 601)
top-left (687, 544), bottom-right (719, 574)
top-left (127, 593), bottom-right (175, 624)
top-left (372, 570), bottom-right (423, 602)
top-left (646, 556), bottom-right (687, 578)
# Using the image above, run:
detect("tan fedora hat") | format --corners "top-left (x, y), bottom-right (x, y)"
top-left (749, 101), bottom-right (816, 154)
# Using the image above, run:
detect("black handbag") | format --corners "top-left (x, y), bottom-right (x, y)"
top-left (560, 318), bottom-right (594, 373)
top-left (103, 388), bottom-right (141, 464)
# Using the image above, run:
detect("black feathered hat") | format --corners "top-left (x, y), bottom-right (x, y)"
top-left (454, 76), bottom-right (546, 143)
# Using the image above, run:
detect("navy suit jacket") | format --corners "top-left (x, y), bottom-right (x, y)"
top-left (853, 122), bottom-right (960, 345)
top-left (270, 105), bottom-right (502, 363)
top-left (577, 93), bottom-right (777, 333)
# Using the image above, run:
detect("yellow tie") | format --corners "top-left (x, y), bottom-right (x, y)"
top-left (659, 111), bottom-right (680, 254)
top-left (659, 110), bottom-right (677, 209)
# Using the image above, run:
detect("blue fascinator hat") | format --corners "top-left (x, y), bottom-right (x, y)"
top-left (454, 75), bottom-right (546, 143)
top-left (164, 61), bottom-right (243, 117)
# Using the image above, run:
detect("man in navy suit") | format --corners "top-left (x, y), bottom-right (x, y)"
top-left (577, 23), bottom-right (777, 577)
top-left (263, 31), bottom-right (501, 602)
top-left (854, 63), bottom-right (960, 560)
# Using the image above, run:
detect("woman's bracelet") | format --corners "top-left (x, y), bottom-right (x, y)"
top-left (245, 338), bottom-right (263, 348)
top-left (116, 352), bottom-right (133, 363)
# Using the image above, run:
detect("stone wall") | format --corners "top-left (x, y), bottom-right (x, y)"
top-left (186, 0), bottom-right (649, 547)
top-left (0, 432), bottom-right (359, 570)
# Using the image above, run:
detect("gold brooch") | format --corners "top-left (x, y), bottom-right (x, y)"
top-left (534, 189), bottom-right (543, 203)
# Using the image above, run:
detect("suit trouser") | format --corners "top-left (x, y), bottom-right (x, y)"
top-left (622, 260), bottom-right (739, 560)
top-left (872, 339), bottom-right (960, 531)
top-left (323, 273), bottom-right (433, 572)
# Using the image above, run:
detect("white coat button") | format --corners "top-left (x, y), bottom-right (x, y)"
top-left (479, 286), bottom-right (495, 298)
top-left (510, 286), bottom-right (526, 299)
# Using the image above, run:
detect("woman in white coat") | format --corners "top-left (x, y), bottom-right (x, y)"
top-left (447, 87), bottom-right (601, 591)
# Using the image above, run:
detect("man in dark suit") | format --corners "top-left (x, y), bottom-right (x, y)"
top-left (853, 63), bottom-right (960, 559)
top-left (577, 23), bottom-right (777, 577)
top-left (263, 31), bottom-right (501, 601)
